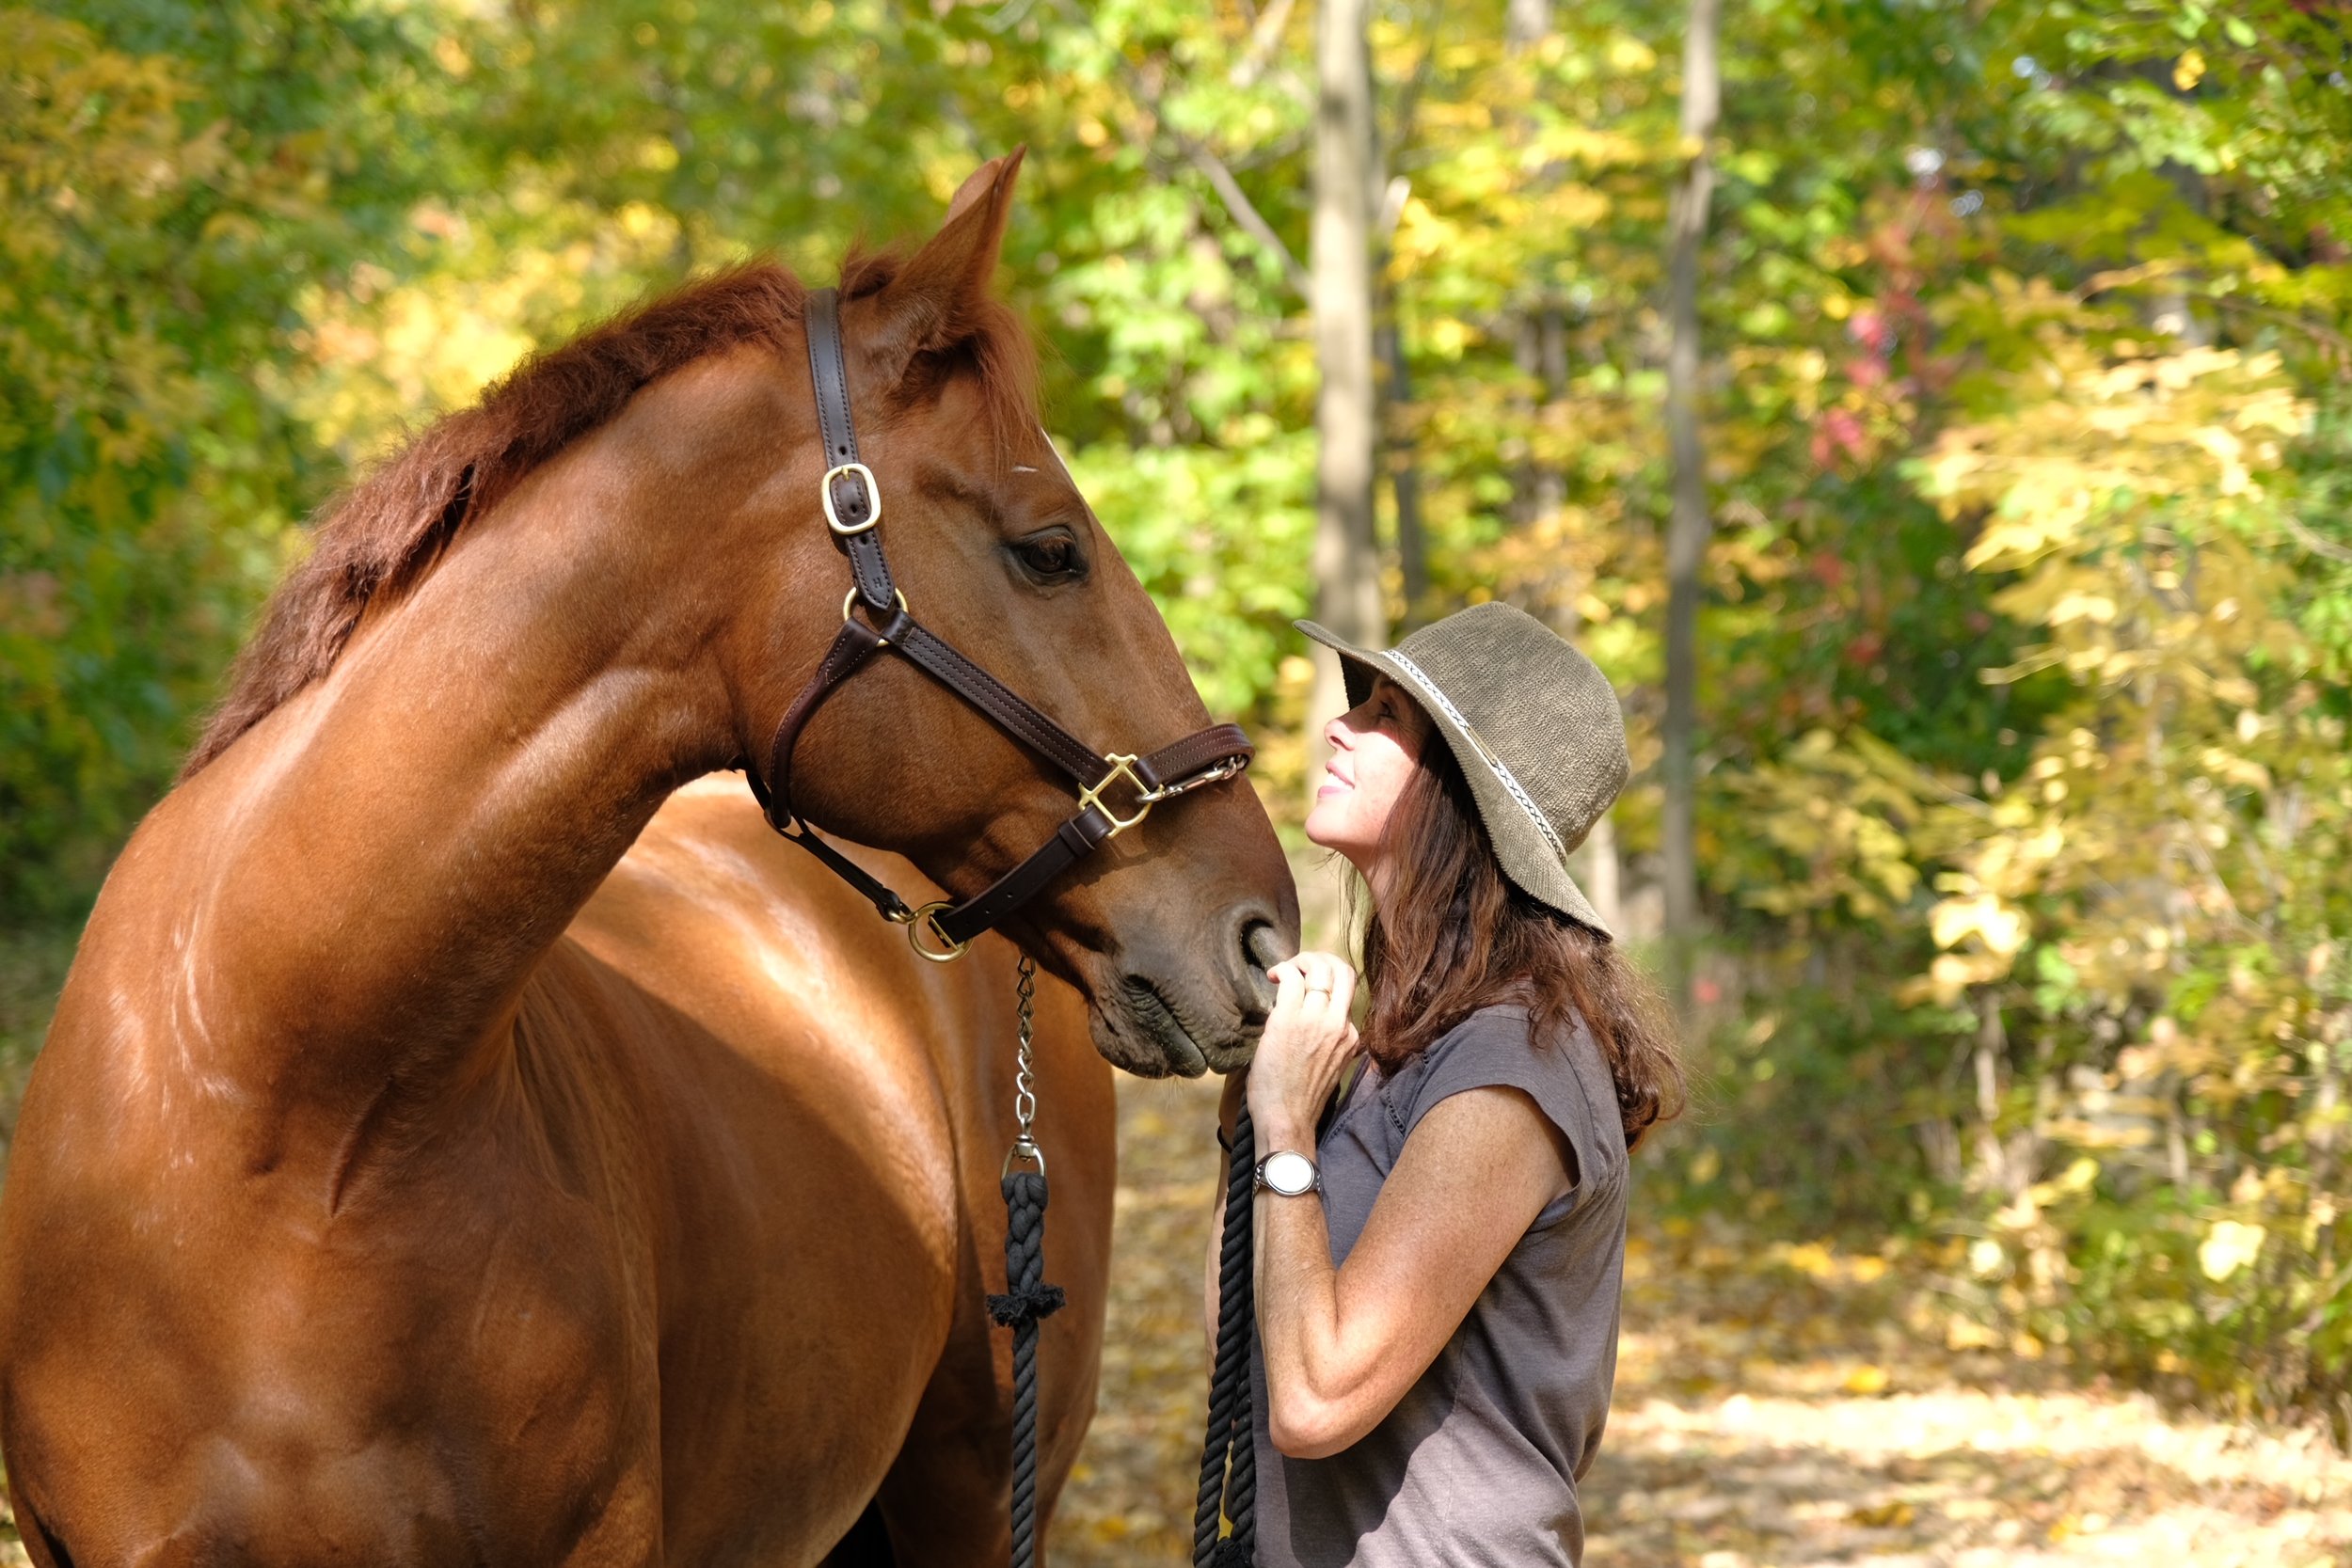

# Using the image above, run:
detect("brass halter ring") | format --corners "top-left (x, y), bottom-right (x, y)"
top-left (906, 899), bottom-right (972, 963)
top-left (842, 586), bottom-right (910, 630)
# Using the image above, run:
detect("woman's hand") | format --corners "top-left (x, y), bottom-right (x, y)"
top-left (1247, 951), bottom-right (1361, 1153)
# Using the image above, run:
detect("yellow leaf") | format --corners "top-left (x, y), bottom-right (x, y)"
top-left (2173, 49), bottom-right (2206, 90)
top-left (2198, 1219), bottom-right (2266, 1281)
top-left (1782, 1242), bottom-right (1836, 1277)
top-left (1930, 894), bottom-right (2028, 958)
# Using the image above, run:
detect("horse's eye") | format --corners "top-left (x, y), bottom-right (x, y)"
top-left (1012, 533), bottom-right (1085, 583)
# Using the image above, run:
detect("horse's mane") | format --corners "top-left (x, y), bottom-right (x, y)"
top-left (183, 249), bottom-right (1038, 779)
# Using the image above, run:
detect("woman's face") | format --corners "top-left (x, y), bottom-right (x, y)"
top-left (1306, 673), bottom-right (1432, 889)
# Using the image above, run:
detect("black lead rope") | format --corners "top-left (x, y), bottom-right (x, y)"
top-left (986, 968), bottom-right (1260, 1568)
top-left (988, 958), bottom-right (1065, 1568)
top-left (1193, 1104), bottom-right (1258, 1567)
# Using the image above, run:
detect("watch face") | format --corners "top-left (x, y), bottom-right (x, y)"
top-left (1263, 1150), bottom-right (1317, 1196)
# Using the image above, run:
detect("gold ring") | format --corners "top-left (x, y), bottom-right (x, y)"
top-left (905, 900), bottom-right (970, 962)
top-left (843, 586), bottom-right (910, 626)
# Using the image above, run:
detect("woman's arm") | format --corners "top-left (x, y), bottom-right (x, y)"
top-left (1253, 1085), bottom-right (1571, 1458)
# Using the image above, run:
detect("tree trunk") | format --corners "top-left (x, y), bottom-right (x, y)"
top-left (1661, 0), bottom-right (1721, 1004)
top-left (1504, 0), bottom-right (1563, 536)
top-left (1375, 309), bottom-right (1428, 623)
top-left (1585, 812), bottom-right (1622, 932)
top-left (1371, 64), bottom-right (1425, 628)
top-left (1506, 0), bottom-right (1551, 49)
top-left (1309, 0), bottom-right (1385, 812)
top-left (1534, 305), bottom-right (1566, 523)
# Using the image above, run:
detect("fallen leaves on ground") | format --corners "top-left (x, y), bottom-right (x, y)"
top-left (1053, 1074), bottom-right (2352, 1566)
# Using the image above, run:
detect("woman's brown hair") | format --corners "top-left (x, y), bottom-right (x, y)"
top-left (1355, 717), bottom-right (1684, 1149)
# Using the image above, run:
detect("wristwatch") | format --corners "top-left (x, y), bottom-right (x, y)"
top-left (1254, 1149), bottom-right (1322, 1198)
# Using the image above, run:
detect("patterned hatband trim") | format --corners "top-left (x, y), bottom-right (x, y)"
top-left (1384, 649), bottom-right (1570, 866)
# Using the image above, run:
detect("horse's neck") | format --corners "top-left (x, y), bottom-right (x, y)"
top-left (145, 439), bottom-right (756, 1127)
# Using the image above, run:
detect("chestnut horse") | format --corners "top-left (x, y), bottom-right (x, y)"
top-left (0, 152), bottom-right (1294, 1564)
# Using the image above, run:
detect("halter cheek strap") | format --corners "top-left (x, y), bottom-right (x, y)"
top-left (745, 288), bottom-right (1254, 960)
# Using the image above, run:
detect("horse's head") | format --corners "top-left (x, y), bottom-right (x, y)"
top-left (721, 152), bottom-right (1295, 1076)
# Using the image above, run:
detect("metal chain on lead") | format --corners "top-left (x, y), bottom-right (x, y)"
top-left (1008, 955), bottom-right (1041, 1172)
top-left (993, 950), bottom-right (1061, 1567)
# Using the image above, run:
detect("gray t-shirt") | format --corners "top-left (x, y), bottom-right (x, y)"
top-left (1248, 1003), bottom-right (1629, 1568)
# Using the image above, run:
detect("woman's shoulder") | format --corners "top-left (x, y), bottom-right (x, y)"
top-left (1387, 1004), bottom-right (1621, 1162)
top-left (1423, 1001), bottom-right (1588, 1077)
top-left (1379, 1002), bottom-right (1517, 1084)
top-left (1371, 1004), bottom-right (1526, 1101)
top-left (1435, 1000), bottom-right (1537, 1051)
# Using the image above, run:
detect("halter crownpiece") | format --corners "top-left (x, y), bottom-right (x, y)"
top-left (745, 287), bottom-right (1256, 961)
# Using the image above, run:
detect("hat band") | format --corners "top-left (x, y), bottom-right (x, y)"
top-left (1386, 648), bottom-right (1570, 866)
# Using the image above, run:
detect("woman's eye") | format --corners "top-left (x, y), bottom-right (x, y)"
top-left (1014, 535), bottom-right (1082, 580)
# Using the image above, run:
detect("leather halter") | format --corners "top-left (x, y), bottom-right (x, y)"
top-left (745, 287), bottom-right (1255, 961)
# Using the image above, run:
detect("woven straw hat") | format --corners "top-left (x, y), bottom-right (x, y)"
top-left (1297, 601), bottom-right (1629, 938)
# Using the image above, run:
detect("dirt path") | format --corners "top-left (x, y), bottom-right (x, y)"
top-left (1051, 1074), bottom-right (2352, 1566)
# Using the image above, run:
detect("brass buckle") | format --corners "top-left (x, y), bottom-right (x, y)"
top-left (821, 462), bottom-right (882, 535)
top-left (906, 899), bottom-right (971, 962)
top-left (1077, 752), bottom-right (1156, 839)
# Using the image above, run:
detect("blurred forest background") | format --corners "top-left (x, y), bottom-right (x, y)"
top-left (7, 0), bottom-right (2352, 1507)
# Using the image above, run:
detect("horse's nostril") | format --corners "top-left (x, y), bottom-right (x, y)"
top-left (1241, 919), bottom-right (1288, 1013)
top-left (1244, 920), bottom-right (1288, 975)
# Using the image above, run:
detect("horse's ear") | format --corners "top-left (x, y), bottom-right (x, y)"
top-left (859, 147), bottom-right (1025, 385)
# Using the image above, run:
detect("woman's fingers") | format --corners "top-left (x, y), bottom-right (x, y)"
top-left (1297, 958), bottom-right (1355, 1036)
top-left (1248, 955), bottom-right (1362, 1140)
top-left (1269, 963), bottom-right (1312, 1015)
top-left (1259, 952), bottom-right (1360, 1086)
top-left (1290, 953), bottom-right (1345, 1004)
top-left (1324, 960), bottom-right (1358, 1021)
top-left (1261, 969), bottom-right (1318, 1066)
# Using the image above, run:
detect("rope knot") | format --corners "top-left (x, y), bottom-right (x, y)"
top-left (987, 1281), bottom-right (1067, 1329)
top-left (1208, 1538), bottom-right (1255, 1568)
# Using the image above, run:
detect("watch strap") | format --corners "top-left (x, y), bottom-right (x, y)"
top-left (1253, 1150), bottom-right (1322, 1197)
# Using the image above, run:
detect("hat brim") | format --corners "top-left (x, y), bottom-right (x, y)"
top-left (1296, 619), bottom-right (1611, 938)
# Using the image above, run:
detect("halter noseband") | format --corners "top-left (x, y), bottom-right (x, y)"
top-left (745, 287), bottom-right (1255, 961)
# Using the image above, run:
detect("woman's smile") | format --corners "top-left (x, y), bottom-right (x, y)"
top-left (1303, 676), bottom-right (1429, 872)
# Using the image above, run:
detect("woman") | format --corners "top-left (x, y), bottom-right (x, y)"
top-left (1209, 601), bottom-right (1682, 1568)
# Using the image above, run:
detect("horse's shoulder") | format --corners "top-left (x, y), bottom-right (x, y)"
top-left (556, 778), bottom-right (969, 1185)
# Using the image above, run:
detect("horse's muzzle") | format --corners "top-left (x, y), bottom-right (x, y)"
top-left (1095, 895), bottom-right (1292, 1078)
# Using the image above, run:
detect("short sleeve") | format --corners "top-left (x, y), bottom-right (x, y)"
top-left (1388, 1006), bottom-right (1624, 1227)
